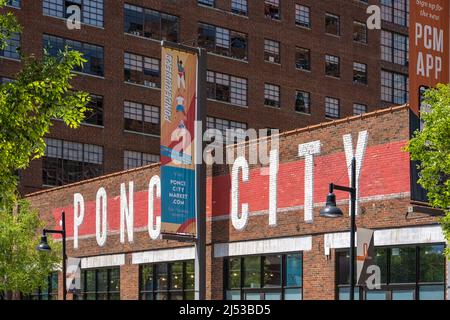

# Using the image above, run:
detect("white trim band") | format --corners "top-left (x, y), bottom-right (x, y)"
top-left (324, 225), bottom-right (445, 255)
top-left (81, 254), bottom-right (125, 269)
top-left (132, 247), bottom-right (196, 265)
top-left (214, 236), bottom-right (312, 258)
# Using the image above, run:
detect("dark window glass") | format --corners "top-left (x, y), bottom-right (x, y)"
top-left (264, 0), bottom-right (280, 20)
top-left (390, 247), bottom-right (416, 283)
top-left (325, 14), bottom-right (340, 36)
top-left (244, 256), bottom-right (261, 288)
top-left (231, 0), bottom-right (247, 16)
top-left (419, 245), bottom-right (445, 283)
top-left (263, 255), bottom-right (282, 288)
top-left (373, 248), bottom-right (388, 284)
top-left (25, 272), bottom-right (58, 300)
top-left (353, 21), bottom-right (367, 43)
top-left (295, 47), bottom-right (310, 71)
top-left (77, 268), bottom-right (120, 300)
top-left (0, 32), bottom-right (20, 60)
top-left (285, 254), bottom-right (302, 287)
top-left (325, 55), bottom-right (340, 78)
top-left (353, 62), bottom-right (367, 85)
top-left (295, 91), bottom-right (310, 114)
top-left (83, 94), bottom-right (103, 126)
top-left (228, 258), bottom-right (241, 289)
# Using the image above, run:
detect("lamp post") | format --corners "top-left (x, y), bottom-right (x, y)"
top-left (36, 211), bottom-right (67, 300)
top-left (320, 157), bottom-right (357, 300)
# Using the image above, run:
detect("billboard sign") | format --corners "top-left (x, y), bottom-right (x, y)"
top-left (409, 0), bottom-right (449, 115)
top-left (160, 42), bottom-right (200, 236)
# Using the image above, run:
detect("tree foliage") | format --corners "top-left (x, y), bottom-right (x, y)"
top-left (406, 84), bottom-right (450, 254)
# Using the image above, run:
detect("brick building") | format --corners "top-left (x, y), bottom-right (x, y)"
top-left (0, 0), bottom-right (411, 194)
top-left (25, 106), bottom-right (449, 300)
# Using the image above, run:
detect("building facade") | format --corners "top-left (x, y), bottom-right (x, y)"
top-left (25, 106), bottom-right (449, 300)
top-left (0, 0), bottom-right (411, 194)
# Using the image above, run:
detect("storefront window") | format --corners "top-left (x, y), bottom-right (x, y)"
top-left (25, 272), bottom-right (58, 300)
top-left (225, 253), bottom-right (303, 300)
top-left (139, 261), bottom-right (195, 300)
top-left (336, 244), bottom-right (446, 300)
top-left (77, 268), bottom-right (120, 300)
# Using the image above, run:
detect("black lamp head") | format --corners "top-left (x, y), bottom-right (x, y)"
top-left (36, 235), bottom-right (52, 252)
top-left (320, 192), bottom-right (344, 218)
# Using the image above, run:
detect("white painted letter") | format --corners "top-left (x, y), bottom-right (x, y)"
top-left (231, 157), bottom-right (249, 230)
top-left (120, 182), bottom-right (134, 243)
top-left (73, 193), bottom-right (85, 249)
top-left (298, 141), bottom-right (321, 222)
top-left (148, 176), bottom-right (161, 240)
top-left (269, 149), bottom-right (279, 226)
top-left (95, 187), bottom-right (107, 247)
top-left (366, 5), bottom-right (381, 30)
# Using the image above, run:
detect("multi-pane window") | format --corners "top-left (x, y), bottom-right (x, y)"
top-left (77, 268), bottom-right (120, 300)
top-left (325, 97), bottom-right (340, 118)
top-left (381, 70), bottom-right (408, 104)
top-left (206, 116), bottom-right (247, 144)
top-left (353, 62), bottom-right (367, 85)
top-left (43, 34), bottom-right (104, 76)
top-left (264, 0), bottom-right (280, 20)
top-left (83, 94), bottom-right (103, 126)
top-left (337, 244), bottom-right (446, 300)
top-left (264, 39), bottom-right (280, 64)
top-left (43, 138), bottom-right (103, 186)
top-left (264, 83), bottom-right (280, 108)
top-left (26, 273), bottom-right (58, 300)
top-left (124, 151), bottom-right (159, 170)
top-left (124, 4), bottom-right (179, 42)
top-left (43, 0), bottom-right (104, 27)
top-left (198, 0), bottom-right (214, 7)
top-left (207, 71), bottom-right (248, 106)
top-left (124, 52), bottom-right (160, 88)
top-left (325, 54), bottom-right (340, 78)
top-left (7, 0), bottom-right (21, 8)
top-left (231, 0), bottom-right (248, 16)
top-left (381, 30), bottom-right (408, 66)
top-left (198, 23), bottom-right (248, 60)
top-left (225, 254), bottom-right (303, 300)
top-left (353, 21), bottom-right (367, 43)
top-left (140, 261), bottom-right (195, 300)
top-left (124, 101), bottom-right (160, 135)
top-left (0, 33), bottom-right (20, 60)
top-left (295, 47), bottom-right (310, 71)
top-left (295, 91), bottom-right (311, 114)
top-left (0, 77), bottom-right (13, 84)
top-left (353, 103), bottom-right (367, 115)
top-left (325, 13), bottom-right (340, 36)
top-left (381, 0), bottom-right (409, 26)
top-left (295, 4), bottom-right (310, 28)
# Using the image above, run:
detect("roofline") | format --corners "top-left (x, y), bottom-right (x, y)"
top-left (25, 104), bottom-right (410, 198)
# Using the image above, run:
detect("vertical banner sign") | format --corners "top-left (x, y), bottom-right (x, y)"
top-left (66, 257), bottom-right (81, 293)
top-left (160, 43), bottom-right (199, 235)
top-left (409, 0), bottom-right (449, 115)
top-left (356, 228), bottom-right (374, 285)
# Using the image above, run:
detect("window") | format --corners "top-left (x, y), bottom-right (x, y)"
top-left (325, 54), bottom-right (340, 78)
top-left (295, 4), bottom-right (310, 28)
top-left (140, 261), bottom-right (195, 300)
top-left (264, 83), bottom-right (280, 108)
top-left (83, 94), bottom-right (103, 126)
top-left (43, 139), bottom-right (103, 186)
top-left (7, 0), bottom-right (21, 8)
top-left (264, 39), bottom-right (280, 64)
top-left (198, 23), bottom-right (247, 60)
top-left (43, 0), bottom-right (104, 27)
top-left (124, 52), bottom-right (160, 88)
top-left (353, 21), bottom-right (367, 43)
top-left (0, 77), bottom-right (13, 84)
top-left (325, 97), bottom-right (340, 118)
top-left (264, 0), bottom-right (280, 20)
top-left (295, 91), bottom-right (310, 114)
top-left (207, 71), bottom-right (247, 106)
top-left (124, 151), bottom-right (159, 170)
top-left (337, 244), bottom-right (446, 300)
top-left (77, 268), bottom-right (120, 300)
top-left (353, 103), bottom-right (367, 115)
top-left (206, 116), bottom-right (247, 145)
top-left (295, 47), bottom-right (310, 71)
top-left (43, 34), bottom-right (104, 76)
top-left (225, 254), bottom-right (303, 300)
top-left (198, 0), bottom-right (214, 7)
top-left (381, 30), bottom-right (408, 66)
top-left (124, 101), bottom-right (160, 135)
top-left (26, 273), bottom-right (58, 300)
top-left (325, 13), bottom-right (340, 36)
top-left (0, 32), bottom-right (20, 60)
top-left (124, 4), bottom-right (179, 42)
top-left (381, 0), bottom-right (409, 26)
top-left (381, 70), bottom-right (408, 104)
top-left (353, 62), bottom-right (367, 85)
top-left (231, 0), bottom-right (247, 16)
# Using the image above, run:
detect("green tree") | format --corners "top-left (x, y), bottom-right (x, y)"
top-left (406, 84), bottom-right (450, 255)
top-left (0, 0), bottom-right (89, 298)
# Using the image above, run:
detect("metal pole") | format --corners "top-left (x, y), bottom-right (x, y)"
top-left (61, 211), bottom-right (67, 301)
top-left (194, 47), bottom-right (207, 300)
top-left (349, 157), bottom-right (356, 300)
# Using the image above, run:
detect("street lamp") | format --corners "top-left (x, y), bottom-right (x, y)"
top-left (36, 211), bottom-right (67, 300)
top-left (320, 157), bottom-right (357, 300)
